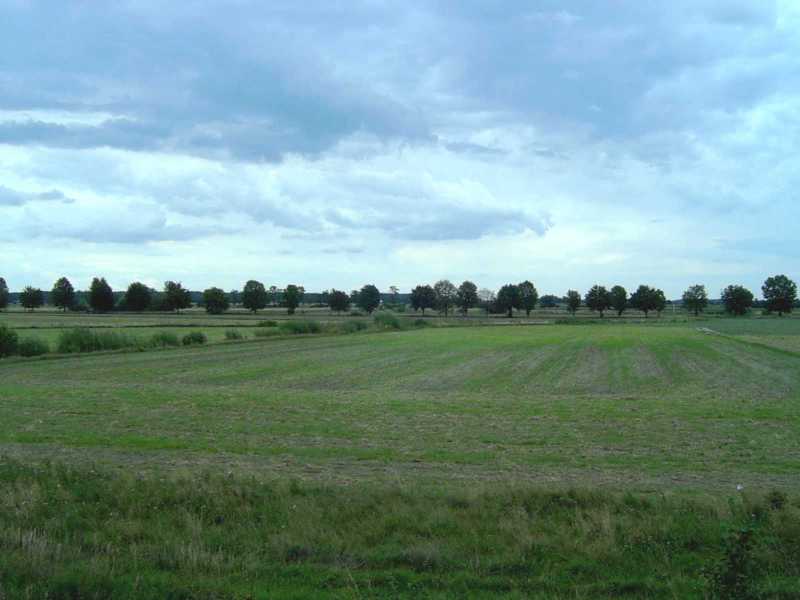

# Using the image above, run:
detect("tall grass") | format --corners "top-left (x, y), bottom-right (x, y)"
top-left (0, 460), bottom-right (797, 599)
top-left (57, 328), bottom-right (142, 353)
top-left (279, 320), bottom-right (322, 334)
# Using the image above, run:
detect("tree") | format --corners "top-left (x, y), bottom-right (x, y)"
top-left (630, 285), bottom-right (659, 318)
top-left (682, 284), bottom-right (708, 316)
top-left (411, 285), bottom-right (436, 315)
top-left (721, 285), bottom-right (753, 316)
top-left (0, 277), bottom-right (8, 310)
top-left (584, 285), bottom-right (611, 317)
top-left (242, 280), bottom-right (268, 313)
top-left (762, 275), bottom-right (797, 316)
top-left (20, 286), bottom-right (44, 311)
top-left (51, 277), bottom-right (75, 311)
top-left (125, 282), bottom-right (152, 312)
top-left (228, 289), bottom-right (241, 306)
top-left (456, 280), bottom-right (479, 315)
top-left (566, 290), bottom-right (581, 315)
top-left (89, 277), bottom-right (114, 312)
top-left (496, 284), bottom-right (522, 317)
top-left (518, 280), bottom-right (539, 317)
top-left (164, 281), bottom-right (192, 313)
top-left (434, 279), bottom-right (457, 316)
top-left (477, 288), bottom-right (496, 315)
top-left (358, 284), bottom-right (381, 314)
top-left (268, 285), bottom-right (279, 306)
top-left (389, 285), bottom-right (400, 305)
top-left (284, 284), bottom-right (301, 315)
top-left (653, 289), bottom-right (667, 316)
top-left (329, 289), bottom-right (350, 313)
top-left (539, 294), bottom-right (558, 309)
top-left (610, 285), bottom-right (627, 317)
top-left (203, 287), bottom-right (229, 314)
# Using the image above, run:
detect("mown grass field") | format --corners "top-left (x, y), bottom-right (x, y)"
top-left (1, 319), bottom-right (800, 597)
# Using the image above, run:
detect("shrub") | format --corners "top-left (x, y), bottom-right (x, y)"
top-left (279, 320), bottom-right (322, 335)
top-left (374, 312), bottom-right (401, 330)
top-left (339, 320), bottom-right (369, 334)
top-left (0, 325), bottom-right (19, 357)
top-left (17, 337), bottom-right (49, 357)
top-left (150, 331), bottom-right (180, 348)
top-left (349, 310), bottom-right (364, 317)
top-left (182, 331), bottom-right (207, 346)
top-left (257, 320), bottom-right (278, 327)
top-left (57, 328), bottom-right (141, 354)
top-left (225, 330), bottom-right (244, 341)
top-left (413, 318), bottom-right (430, 328)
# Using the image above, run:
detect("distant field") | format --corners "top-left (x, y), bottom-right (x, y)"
top-left (2, 320), bottom-right (800, 597)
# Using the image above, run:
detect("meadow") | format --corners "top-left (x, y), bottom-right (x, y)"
top-left (1, 311), bottom-right (799, 597)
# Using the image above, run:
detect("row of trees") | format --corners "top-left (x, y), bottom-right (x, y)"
top-left (1, 275), bottom-right (796, 317)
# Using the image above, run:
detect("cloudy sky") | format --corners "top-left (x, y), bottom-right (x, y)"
top-left (1, 1), bottom-right (798, 297)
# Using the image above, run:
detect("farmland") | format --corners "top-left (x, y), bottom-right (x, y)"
top-left (1, 313), bottom-right (800, 597)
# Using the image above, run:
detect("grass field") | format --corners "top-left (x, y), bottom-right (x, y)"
top-left (1, 318), bottom-right (799, 597)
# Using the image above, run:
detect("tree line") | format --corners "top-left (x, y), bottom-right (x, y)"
top-left (0, 275), bottom-right (796, 317)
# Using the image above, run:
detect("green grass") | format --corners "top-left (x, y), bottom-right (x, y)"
top-left (2, 322), bottom-right (800, 596)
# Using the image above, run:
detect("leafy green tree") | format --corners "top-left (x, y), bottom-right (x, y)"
top-left (0, 277), bottom-right (8, 310)
top-left (20, 286), bottom-right (44, 311)
top-left (202, 287), bottom-right (229, 315)
top-left (584, 285), bottom-right (611, 317)
top-left (609, 286), bottom-right (627, 317)
top-left (124, 282), bottom-right (152, 311)
top-left (329, 289), bottom-right (350, 313)
top-left (496, 284), bottom-right (522, 317)
top-left (89, 277), bottom-right (114, 312)
top-left (539, 294), bottom-right (558, 309)
top-left (762, 275), bottom-right (797, 316)
top-left (284, 285), bottom-right (301, 315)
top-left (164, 281), bottom-right (192, 313)
top-left (566, 290), bottom-right (581, 315)
top-left (518, 280), bottom-right (539, 316)
top-left (456, 280), bottom-right (479, 315)
top-left (682, 284), bottom-right (708, 316)
top-left (433, 280), bottom-right (457, 316)
top-left (242, 280), bottom-right (268, 313)
top-left (630, 285), bottom-right (660, 318)
top-left (478, 288), bottom-right (496, 315)
top-left (411, 285), bottom-right (436, 315)
top-left (358, 284), bottom-right (381, 314)
top-left (51, 277), bottom-right (75, 311)
top-left (653, 289), bottom-right (667, 316)
top-left (228, 289), bottom-right (241, 306)
top-left (721, 285), bottom-right (753, 316)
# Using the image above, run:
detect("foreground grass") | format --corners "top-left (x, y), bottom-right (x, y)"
top-left (1, 459), bottom-right (798, 599)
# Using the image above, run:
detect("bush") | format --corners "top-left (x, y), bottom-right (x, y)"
top-left (339, 320), bottom-right (369, 334)
top-left (413, 318), bottom-right (430, 328)
top-left (374, 312), bottom-right (401, 330)
top-left (257, 320), bottom-right (278, 327)
top-left (150, 331), bottom-right (180, 348)
top-left (17, 337), bottom-right (49, 357)
top-left (349, 310), bottom-right (364, 317)
top-left (57, 328), bottom-right (141, 354)
top-left (0, 325), bottom-right (19, 357)
top-left (225, 330), bottom-right (244, 340)
top-left (279, 320), bottom-right (322, 335)
top-left (182, 331), bottom-right (207, 346)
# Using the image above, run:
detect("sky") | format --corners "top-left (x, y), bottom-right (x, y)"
top-left (1, 1), bottom-right (798, 298)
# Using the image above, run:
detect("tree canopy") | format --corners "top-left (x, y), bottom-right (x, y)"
top-left (609, 286), bottom-right (627, 317)
top-left (242, 280), bottom-right (268, 313)
top-left (434, 280), bottom-right (457, 316)
top-left (125, 282), bottom-right (152, 312)
top-left (411, 285), bottom-right (436, 315)
top-left (89, 277), bottom-right (115, 313)
top-left (456, 281), bottom-right (479, 315)
top-left (0, 277), bottom-right (8, 310)
top-left (202, 287), bottom-right (229, 314)
top-left (496, 284), bottom-right (521, 317)
top-left (762, 275), bottom-right (796, 316)
top-left (164, 281), bottom-right (192, 313)
top-left (629, 285), bottom-right (665, 318)
top-left (584, 285), bottom-right (611, 317)
top-left (518, 280), bottom-right (539, 316)
top-left (681, 284), bottom-right (708, 316)
top-left (284, 285), bottom-right (301, 315)
top-left (721, 285), bottom-right (753, 316)
top-left (329, 289), bottom-right (350, 313)
top-left (357, 284), bottom-right (381, 314)
top-left (20, 286), bottom-right (44, 311)
top-left (566, 290), bottom-right (581, 315)
top-left (51, 277), bottom-right (75, 311)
